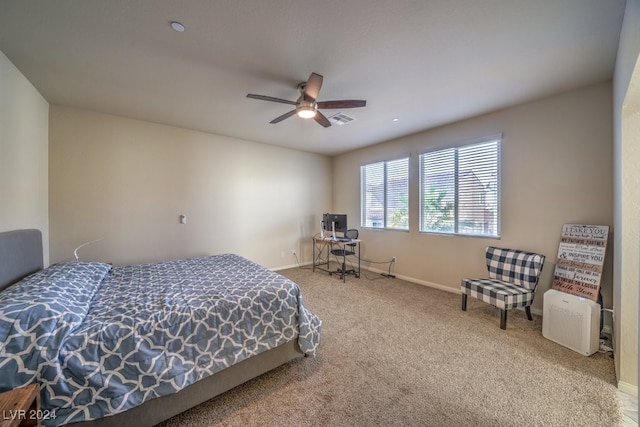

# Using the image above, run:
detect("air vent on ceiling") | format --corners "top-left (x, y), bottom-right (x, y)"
top-left (328, 112), bottom-right (355, 126)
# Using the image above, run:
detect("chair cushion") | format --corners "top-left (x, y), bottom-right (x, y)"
top-left (461, 278), bottom-right (535, 310)
top-left (486, 247), bottom-right (545, 290)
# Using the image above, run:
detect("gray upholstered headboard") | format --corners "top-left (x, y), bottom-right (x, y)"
top-left (0, 229), bottom-right (43, 291)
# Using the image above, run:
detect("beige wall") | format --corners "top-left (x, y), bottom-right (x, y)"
top-left (333, 83), bottom-right (613, 316)
top-left (613, 0), bottom-right (640, 396)
top-left (49, 106), bottom-right (332, 268)
top-left (0, 50), bottom-right (49, 264)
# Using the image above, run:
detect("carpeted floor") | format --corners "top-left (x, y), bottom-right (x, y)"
top-left (158, 264), bottom-right (621, 427)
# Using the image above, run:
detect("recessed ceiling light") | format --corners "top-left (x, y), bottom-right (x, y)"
top-left (392, 118), bottom-right (400, 122)
top-left (170, 21), bottom-right (185, 32)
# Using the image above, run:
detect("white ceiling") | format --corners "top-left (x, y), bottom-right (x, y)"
top-left (0, 1), bottom-right (626, 156)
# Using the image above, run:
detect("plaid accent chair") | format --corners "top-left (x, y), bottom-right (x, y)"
top-left (461, 246), bottom-right (545, 329)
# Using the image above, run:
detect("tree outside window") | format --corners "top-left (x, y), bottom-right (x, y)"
top-left (419, 139), bottom-right (500, 237)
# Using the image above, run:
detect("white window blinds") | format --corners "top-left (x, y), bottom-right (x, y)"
top-left (419, 139), bottom-right (500, 237)
top-left (361, 157), bottom-right (409, 230)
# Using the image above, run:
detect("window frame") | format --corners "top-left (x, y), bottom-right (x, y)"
top-left (418, 137), bottom-right (501, 238)
top-left (360, 156), bottom-right (410, 231)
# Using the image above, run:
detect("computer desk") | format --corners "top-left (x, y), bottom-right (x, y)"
top-left (312, 235), bottom-right (361, 283)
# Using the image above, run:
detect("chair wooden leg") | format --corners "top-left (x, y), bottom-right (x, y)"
top-left (525, 306), bottom-right (533, 321)
top-left (461, 293), bottom-right (467, 311)
top-left (500, 309), bottom-right (507, 330)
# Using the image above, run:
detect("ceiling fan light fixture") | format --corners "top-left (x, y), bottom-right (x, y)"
top-left (297, 106), bottom-right (317, 119)
top-left (247, 72), bottom-right (366, 127)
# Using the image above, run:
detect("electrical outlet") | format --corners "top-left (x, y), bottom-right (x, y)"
top-left (392, 257), bottom-right (397, 263)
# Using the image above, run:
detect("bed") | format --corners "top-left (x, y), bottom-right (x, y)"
top-left (0, 229), bottom-right (321, 426)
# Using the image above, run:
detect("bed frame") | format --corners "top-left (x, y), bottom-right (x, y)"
top-left (0, 229), bottom-right (304, 427)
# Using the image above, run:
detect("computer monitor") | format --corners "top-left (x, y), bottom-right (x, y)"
top-left (322, 213), bottom-right (347, 236)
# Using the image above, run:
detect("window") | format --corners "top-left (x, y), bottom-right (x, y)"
top-left (361, 157), bottom-right (409, 230)
top-left (419, 138), bottom-right (500, 237)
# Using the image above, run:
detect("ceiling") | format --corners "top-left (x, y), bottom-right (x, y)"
top-left (0, 1), bottom-right (626, 156)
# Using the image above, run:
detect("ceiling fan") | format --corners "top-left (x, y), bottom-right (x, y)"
top-left (246, 72), bottom-right (366, 127)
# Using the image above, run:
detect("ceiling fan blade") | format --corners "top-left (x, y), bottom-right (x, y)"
top-left (303, 73), bottom-right (323, 102)
top-left (317, 100), bottom-right (367, 109)
top-left (247, 94), bottom-right (297, 106)
top-left (314, 111), bottom-right (331, 128)
top-left (270, 109), bottom-right (297, 124)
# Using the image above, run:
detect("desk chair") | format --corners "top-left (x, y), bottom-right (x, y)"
top-left (330, 229), bottom-right (359, 279)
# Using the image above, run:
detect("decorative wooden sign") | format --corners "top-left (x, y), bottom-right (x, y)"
top-left (551, 224), bottom-right (609, 302)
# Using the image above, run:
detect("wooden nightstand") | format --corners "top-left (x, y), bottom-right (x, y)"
top-left (0, 384), bottom-right (41, 427)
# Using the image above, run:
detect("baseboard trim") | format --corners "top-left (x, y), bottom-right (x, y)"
top-left (272, 262), bottom-right (301, 271)
top-left (618, 381), bottom-right (638, 397)
top-left (530, 307), bottom-right (543, 316)
top-left (272, 261), bottom-right (312, 272)
top-left (365, 266), bottom-right (458, 294)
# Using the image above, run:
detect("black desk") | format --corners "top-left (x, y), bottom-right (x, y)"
top-left (312, 236), bottom-right (361, 283)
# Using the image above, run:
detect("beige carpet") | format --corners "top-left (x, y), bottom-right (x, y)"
top-left (158, 265), bottom-right (621, 427)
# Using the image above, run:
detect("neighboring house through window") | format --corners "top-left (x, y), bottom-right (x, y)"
top-left (419, 137), bottom-right (500, 237)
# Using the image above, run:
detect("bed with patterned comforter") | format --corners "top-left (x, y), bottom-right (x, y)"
top-left (0, 254), bottom-right (321, 426)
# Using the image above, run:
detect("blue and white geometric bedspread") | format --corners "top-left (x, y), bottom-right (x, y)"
top-left (0, 254), bottom-right (321, 425)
